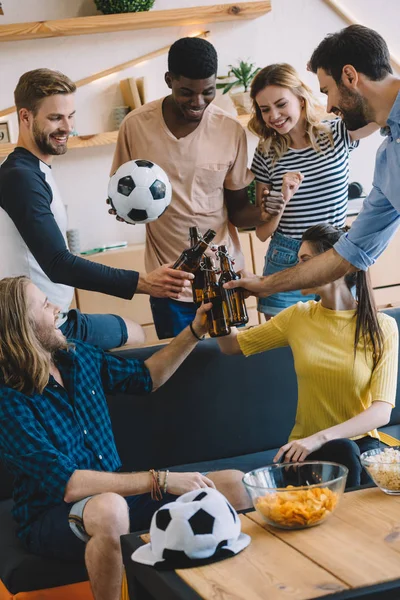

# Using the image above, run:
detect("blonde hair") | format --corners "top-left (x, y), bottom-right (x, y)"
top-left (14, 68), bottom-right (76, 117)
top-left (0, 277), bottom-right (51, 394)
top-left (248, 63), bottom-right (333, 164)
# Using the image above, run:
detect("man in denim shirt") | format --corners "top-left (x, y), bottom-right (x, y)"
top-left (0, 276), bottom-right (247, 600)
top-left (225, 25), bottom-right (400, 299)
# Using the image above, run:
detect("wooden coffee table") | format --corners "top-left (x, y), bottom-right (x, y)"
top-left (121, 487), bottom-right (400, 600)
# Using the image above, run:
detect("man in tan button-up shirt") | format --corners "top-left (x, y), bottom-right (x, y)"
top-left (111, 37), bottom-right (266, 339)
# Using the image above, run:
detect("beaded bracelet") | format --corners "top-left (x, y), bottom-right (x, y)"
top-left (163, 469), bottom-right (169, 494)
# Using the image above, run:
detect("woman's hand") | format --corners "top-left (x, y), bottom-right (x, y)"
top-left (274, 433), bottom-right (325, 463)
top-left (166, 472), bottom-right (216, 495)
top-left (191, 302), bottom-right (213, 337)
top-left (281, 172), bottom-right (304, 203)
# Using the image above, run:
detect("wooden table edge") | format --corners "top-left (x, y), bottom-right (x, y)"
top-left (121, 484), bottom-right (400, 600)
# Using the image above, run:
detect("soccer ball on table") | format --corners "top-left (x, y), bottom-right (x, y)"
top-left (108, 159), bottom-right (172, 224)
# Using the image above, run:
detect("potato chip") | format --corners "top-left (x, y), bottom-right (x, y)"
top-left (255, 485), bottom-right (339, 528)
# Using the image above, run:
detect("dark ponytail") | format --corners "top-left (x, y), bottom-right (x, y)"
top-left (301, 224), bottom-right (383, 369)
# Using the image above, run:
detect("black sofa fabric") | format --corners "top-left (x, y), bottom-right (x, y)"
top-left (0, 307), bottom-right (399, 594)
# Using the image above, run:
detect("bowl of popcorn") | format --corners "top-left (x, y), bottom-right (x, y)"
top-left (242, 462), bottom-right (348, 530)
top-left (360, 447), bottom-right (400, 495)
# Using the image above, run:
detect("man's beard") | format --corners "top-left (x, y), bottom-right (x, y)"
top-left (35, 324), bottom-right (68, 355)
top-left (32, 119), bottom-right (68, 156)
top-left (336, 85), bottom-right (372, 131)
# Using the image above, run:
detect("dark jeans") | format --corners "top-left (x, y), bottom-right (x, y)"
top-left (308, 436), bottom-right (381, 489)
top-left (150, 297), bottom-right (197, 339)
top-left (60, 308), bottom-right (128, 350)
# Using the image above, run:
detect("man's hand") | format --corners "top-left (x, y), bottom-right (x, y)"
top-left (281, 171), bottom-right (304, 203)
top-left (137, 264), bottom-right (193, 299)
top-left (166, 472), bottom-right (216, 495)
top-left (274, 433), bottom-right (325, 463)
top-left (191, 302), bottom-right (213, 337)
top-left (223, 273), bottom-right (265, 298)
top-left (106, 198), bottom-right (127, 223)
top-left (261, 188), bottom-right (285, 220)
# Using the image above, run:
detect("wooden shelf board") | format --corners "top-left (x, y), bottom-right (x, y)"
top-left (0, 131), bottom-right (119, 159)
top-left (0, 2), bottom-right (271, 42)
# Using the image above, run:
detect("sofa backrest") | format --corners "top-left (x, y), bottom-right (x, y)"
top-left (108, 307), bottom-right (400, 472)
top-left (1, 307), bottom-right (399, 499)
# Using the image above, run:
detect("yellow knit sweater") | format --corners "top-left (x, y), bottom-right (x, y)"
top-left (237, 301), bottom-right (398, 441)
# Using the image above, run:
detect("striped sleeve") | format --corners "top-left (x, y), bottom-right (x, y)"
top-left (251, 146), bottom-right (271, 185)
top-left (370, 315), bottom-right (399, 405)
top-left (329, 118), bottom-right (359, 153)
top-left (237, 304), bottom-right (296, 356)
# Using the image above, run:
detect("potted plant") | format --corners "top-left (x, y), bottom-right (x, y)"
top-left (217, 60), bottom-right (260, 116)
top-left (94, 0), bottom-right (155, 14)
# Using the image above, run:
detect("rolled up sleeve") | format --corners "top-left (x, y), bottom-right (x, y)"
top-left (334, 185), bottom-right (400, 270)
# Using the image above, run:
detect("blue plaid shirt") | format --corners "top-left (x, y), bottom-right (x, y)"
top-left (0, 341), bottom-right (152, 541)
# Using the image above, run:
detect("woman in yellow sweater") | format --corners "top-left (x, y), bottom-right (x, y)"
top-left (217, 223), bottom-right (398, 488)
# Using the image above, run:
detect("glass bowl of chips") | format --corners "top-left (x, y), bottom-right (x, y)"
top-left (243, 462), bottom-right (348, 530)
top-left (360, 447), bottom-right (400, 495)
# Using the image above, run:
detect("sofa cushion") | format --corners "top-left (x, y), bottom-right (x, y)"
top-left (0, 499), bottom-right (88, 594)
top-left (167, 448), bottom-right (279, 475)
top-left (109, 342), bottom-right (298, 472)
top-left (0, 461), bottom-right (14, 501)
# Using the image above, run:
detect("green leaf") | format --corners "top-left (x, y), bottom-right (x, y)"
top-left (222, 81), bottom-right (240, 94)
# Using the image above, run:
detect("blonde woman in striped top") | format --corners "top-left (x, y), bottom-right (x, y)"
top-left (216, 224), bottom-right (398, 488)
top-left (249, 63), bottom-right (378, 319)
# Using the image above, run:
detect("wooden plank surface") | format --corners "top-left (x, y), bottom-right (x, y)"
top-left (0, 131), bottom-right (119, 158)
top-left (0, 2), bottom-right (271, 43)
top-left (0, 33), bottom-right (208, 119)
top-left (248, 488), bottom-right (400, 589)
top-left (143, 515), bottom-right (347, 599)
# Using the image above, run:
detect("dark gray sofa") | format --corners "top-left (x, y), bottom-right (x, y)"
top-left (1, 307), bottom-right (399, 596)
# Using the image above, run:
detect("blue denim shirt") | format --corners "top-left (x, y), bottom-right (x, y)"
top-left (335, 91), bottom-right (400, 270)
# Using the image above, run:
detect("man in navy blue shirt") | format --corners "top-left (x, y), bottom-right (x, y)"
top-left (0, 68), bottom-right (192, 351)
top-left (0, 276), bottom-right (247, 600)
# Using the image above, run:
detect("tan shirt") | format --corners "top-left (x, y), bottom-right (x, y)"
top-left (111, 98), bottom-right (253, 300)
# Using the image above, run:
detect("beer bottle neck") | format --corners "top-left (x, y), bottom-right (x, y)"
top-left (203, 261), bottom-right (217, 286)
top-left (220, 254), bottom-right (233, 272)
top-left (189, 227), bottom-right (200, 247)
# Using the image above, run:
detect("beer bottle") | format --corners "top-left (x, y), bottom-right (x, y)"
top-left (188, 227), bottom-right (205, 305)
top-left (173, 229), bottom-right (216, 273)
top-left (217, 245), bottom-right (249, 326)
top-left (203, 256), bottom-right (231, 337)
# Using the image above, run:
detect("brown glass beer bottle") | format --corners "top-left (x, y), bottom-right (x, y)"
top-left (203, 255), bottom-right (231, 337)
top-left (217, 245), bottom-right (249, 326)
top-left (173, 229), bottom-right (216, 273)
top-left (188, 227), bottom-right (205, 305)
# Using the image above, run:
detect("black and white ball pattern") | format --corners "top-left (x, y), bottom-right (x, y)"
top-left (108, 159), bottom-right (172, 224)
top-left (150, 487), bottom-right (240, 565)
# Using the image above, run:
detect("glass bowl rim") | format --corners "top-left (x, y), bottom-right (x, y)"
top-left (242, 461), bottom-right (349, 492)
top-left (360, 447), bottom-right (400, 465)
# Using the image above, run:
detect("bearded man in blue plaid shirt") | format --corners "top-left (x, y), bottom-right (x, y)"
top-left (0, 276), bottom-right (248, 600)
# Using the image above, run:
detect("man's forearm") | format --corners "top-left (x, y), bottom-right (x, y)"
top-left (64, 470), bottom-right (152, 503)
top-left (258, 248), bottom-right (353, 297)
top-left (229, 204), bottom-right (263, 228)
top-left (144, 325), bottom-right (199, 390)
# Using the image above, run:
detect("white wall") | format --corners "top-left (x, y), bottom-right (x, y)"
top-left (1, 0), bottom-right (399, 251)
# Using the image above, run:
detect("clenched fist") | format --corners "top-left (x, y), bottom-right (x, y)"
top-left (281, 171), bottom-right (304, 203)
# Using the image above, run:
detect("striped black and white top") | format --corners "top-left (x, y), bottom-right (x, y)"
top-left (251, 119), bottom-right (359, 239)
